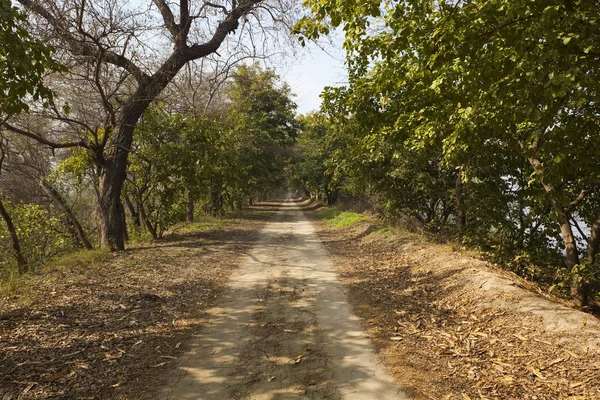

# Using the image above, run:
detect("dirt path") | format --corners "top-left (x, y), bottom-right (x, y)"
top-left (164, 201), bottom-right (406, 399)
top-left (0, 215), bottom-right (265, 399)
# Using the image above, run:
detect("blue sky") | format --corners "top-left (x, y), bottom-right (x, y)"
top-left (282, 36), bottom-right (348, 115)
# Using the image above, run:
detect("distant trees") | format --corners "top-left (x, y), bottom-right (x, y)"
top-left (120, 64), bottom-right (297, 236)
top-left (291, 113), bottom-right (339, 205)
top-left (293, 0), bottom-right (600, 305)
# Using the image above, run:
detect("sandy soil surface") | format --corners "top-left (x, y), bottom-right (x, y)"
top-left (164, 201), bottom-right (406, 399)
top-left (5, 200), bottom-right (599, 400)
top-left (0, 215), bottom-right (266, 399)
top-left (313, 214), bottom-right (600, 400)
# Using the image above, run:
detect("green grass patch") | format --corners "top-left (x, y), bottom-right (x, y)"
top-left (242, 210), bottom-right (274, 220)
top-left (317, 208), bottom-right (342, 220)
top-left (372, 226), bottom-right (391, 235)
top-left (1, 249), bottom-right (110, 299)
top-left (172, 219), bottom-right (237, 235)
top-left (49, 249), bottom-right (111, 270)
top-left (325, 211), bottom-right (367, 228)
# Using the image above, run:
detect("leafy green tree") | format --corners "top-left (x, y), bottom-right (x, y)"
top-left (225, 64), bottom-right (298, 202)
top-left (297, 0), bottom-right (600, 304)
top-left (125, 105), bottom-right (188, 239)
top-left (292, 113), bottom-right (339, 204)
top-left (0, 0), bottom-right (58, 115)
top-left (11, 0), bottom-right (293, 251)
top-left (0, 0), bottom-right (61, 272)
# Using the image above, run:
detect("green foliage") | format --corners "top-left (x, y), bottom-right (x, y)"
top-left (317, 208), bottom-right (341, 220)
top-left (0, 201), bottom-right (73, 279)
top-left (324, 211), bottom-right (367, 228)
top-left (126, 105), bottom-right (189, 237)
top-left (223, 63), bottom-right (299, 206)
top-left (123, 65), bottom-right (298, 236)
top-left (0, 0), bottom-right (61, 115)
top-left (171, 219), bottom-right (238, 235)
top-left (297, 0), bottom-right (600, 301)
top-left (290, 113), bottom-right (341, 203)
top-left (50, 147), bottom-right (95, 186)
top-left (317, 208), bottom-right (366, 228)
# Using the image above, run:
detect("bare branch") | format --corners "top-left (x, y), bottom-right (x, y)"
top-left (3, 123), bottom-right (89, 150)
top-left (18, 0), bottom-right (151, 85)
top-left (571, 217), bottom-right (589, 243)
top-left (204, 2), bottom-right (230, 14)
top-left (183, 0), bottom-right (261, 61)
top-left (568, 188), bottom-right (589, 211)
top-left (153, 0), bottom-right (178, 37)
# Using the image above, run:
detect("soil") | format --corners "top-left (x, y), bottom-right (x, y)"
top-left (164, 201), bottom-right (404, 399)
top-left (312, 212), bottom-right (600, 400)
top-left (0, 215), bottom-right (266, 399)
top-left (3, 201), bottom-right (600, 400)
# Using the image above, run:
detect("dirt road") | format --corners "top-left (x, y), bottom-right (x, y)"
top-left (164, 201), bottom-right (406, 399)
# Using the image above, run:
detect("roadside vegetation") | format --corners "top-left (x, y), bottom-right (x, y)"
top-left (0, 210), bottom-right (266, 399)
top-left (317, 208), bottom-right (367, 228)
top-left (290, 0), bottom-right (600, 307)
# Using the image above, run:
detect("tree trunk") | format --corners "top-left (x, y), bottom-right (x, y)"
top-left (121, 201), bottom-right (129, 243)
top-left (138, 201), bottom-right (158, 240)
top-left (455, 166), bottom-right (466, 236)
top-left (39, 179), bottom-right (93, 250)
top-left (124, 196), bottom-right (141, 227)
top-left (546, 191), bottom-right (584, 303)
top-left (187, 194), bottom-right (194, 223)
top-left (555, 208), bottom-right (580, 268)
top-left (585, 217), bottom-right (600, 264)
top-left (97, 100), bottom-right (150, 250)
top-left (325, 188), bottom-right (338, 206)
top-left (18, 0), bottom-right (263, 251)
top-left (577, 217), bottom-right (600, 305)
top-left (527, 156), bottom-right (585, 303)
top-left (0, 199), bottom-right (27, 273)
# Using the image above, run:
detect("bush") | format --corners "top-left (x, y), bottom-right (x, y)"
top-left (0, 201), bottom-right (73, 280)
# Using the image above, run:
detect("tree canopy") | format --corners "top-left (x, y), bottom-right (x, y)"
top-left (290, 0), bottom-right (600, 305)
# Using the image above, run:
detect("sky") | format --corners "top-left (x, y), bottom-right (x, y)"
top-left (281, 35), bottom-right (348, 116)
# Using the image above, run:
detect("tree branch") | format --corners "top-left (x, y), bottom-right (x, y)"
top-left (17, 0), bottom-right (151, 85)
top-left (183, 0), bottom-right (260, 61)
top-left (180, 0), bottom-right (191, 39)
top-left (568, 188), bottom-right (589, 211)
top-left (153, 0), bottom-right (178, 38)
top-left (204, 1), bottom-right (230, 14)
top-left (3, 123), bottom-right (89, 150)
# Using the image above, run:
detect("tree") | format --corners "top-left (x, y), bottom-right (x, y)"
top-left (10, 0), bottom-right (294, 250)
top-left (0, 139), bottom-right (27, 271)
top-left (0, 0), bottom-right (59, 116)
top-left (296, 0), bottom-right (600, 304)
top-left (0, 0), bottom-right (63, 272)
top-left (125, 105), bottom-right (188, 238)
top-left (225, 63), bottom-right (298, 201)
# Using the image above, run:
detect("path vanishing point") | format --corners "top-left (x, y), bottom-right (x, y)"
top-left (164, 200), bottom-right (408, 399)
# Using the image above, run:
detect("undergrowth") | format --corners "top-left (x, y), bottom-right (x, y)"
top-left (171, 218), bottom-right (237, 235)
top-left (317, 208), bottom-right (367, 227)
